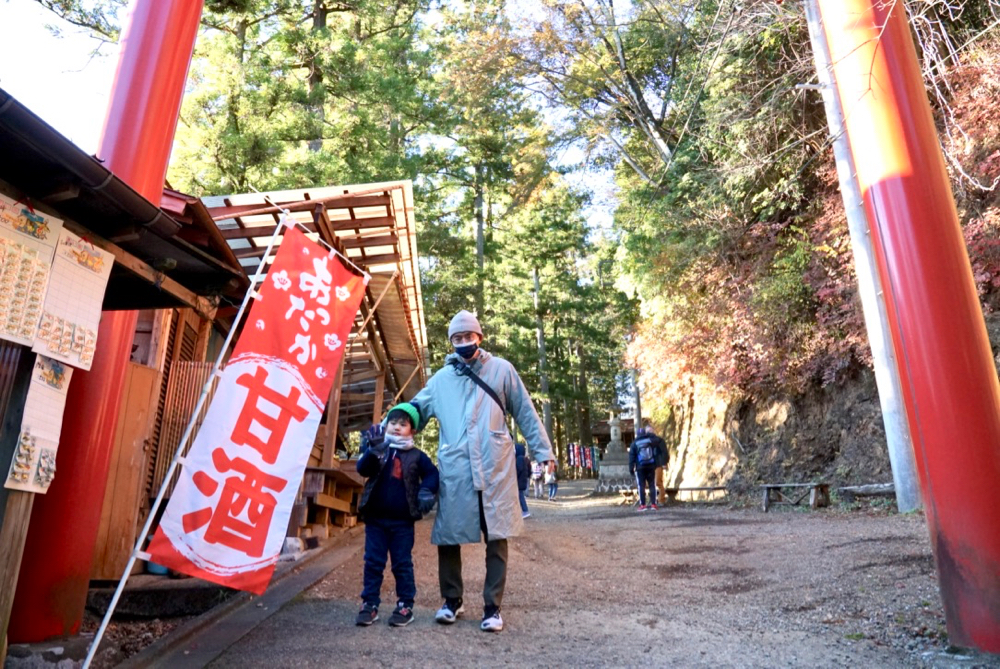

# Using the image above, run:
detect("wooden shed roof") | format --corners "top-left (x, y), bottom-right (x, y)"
top-left (202, 181), bottom-right (428, 432)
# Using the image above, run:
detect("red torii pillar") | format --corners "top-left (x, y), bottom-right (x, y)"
top-left (819, 0), bottom-right (1000, 652)
top-left (9, 0), bottom-right (204, 641)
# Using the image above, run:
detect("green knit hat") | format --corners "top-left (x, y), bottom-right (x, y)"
top-left (385, 402), bottom-right (420, 431)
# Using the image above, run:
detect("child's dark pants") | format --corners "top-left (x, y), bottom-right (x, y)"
top-left (360, 517), bottom-right (416, 607)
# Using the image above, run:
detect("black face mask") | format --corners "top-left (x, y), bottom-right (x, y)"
top-left (455, 342), bottom-right (479, 359)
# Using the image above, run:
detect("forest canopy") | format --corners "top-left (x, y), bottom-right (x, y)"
top-left (34, 0), bottom-right (1000, 447)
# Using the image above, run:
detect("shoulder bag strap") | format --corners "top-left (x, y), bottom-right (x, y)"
top-left (448, 358), bottom-right (506, 415)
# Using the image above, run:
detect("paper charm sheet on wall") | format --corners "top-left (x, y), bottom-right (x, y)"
top-left (31, 228), bottom-right (113, 370)
top-left (0, 193), bottom-right (64, 346)
top-left (5, 355), bottom-right (73, 494)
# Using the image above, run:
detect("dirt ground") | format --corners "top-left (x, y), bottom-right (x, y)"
top-left (205, 479), bottom-right (999, 668)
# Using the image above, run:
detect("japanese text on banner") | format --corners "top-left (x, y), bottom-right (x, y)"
top-left (147, 226), bottom-right (367, 594)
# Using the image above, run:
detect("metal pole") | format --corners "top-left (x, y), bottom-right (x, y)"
top-left (802, 0), bottom-right (921, 513)
top-left (820, 0), bottom-right (1000, 651)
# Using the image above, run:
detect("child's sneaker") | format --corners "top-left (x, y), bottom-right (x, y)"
top-left (650, 503), bottom-right (659, 511)
top-left (435, 597), bottom-right (464, 624)
top-left (355, 602), bottom-right (378, 626)
top-left (637, 504), bottom-right (647, 512)
top-left (388, 602), bottom-right (414, 627)
top-left (480, 606), bottom-right (503, 632)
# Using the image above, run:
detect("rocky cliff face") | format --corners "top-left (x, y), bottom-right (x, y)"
top-left (652, 312), bottom-right (1000, 493)
top-left (644, 42), bottom-right (1000, 495)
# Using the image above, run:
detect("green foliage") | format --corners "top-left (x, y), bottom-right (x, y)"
top-left (41, 0), bottom-right (1000, 450)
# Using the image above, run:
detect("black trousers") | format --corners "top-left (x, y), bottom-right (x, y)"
top-left (438, 493), bottom-right (508, 609)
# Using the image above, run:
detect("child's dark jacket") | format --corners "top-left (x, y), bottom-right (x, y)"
top-left (357, 443), bottom-right (439, 522)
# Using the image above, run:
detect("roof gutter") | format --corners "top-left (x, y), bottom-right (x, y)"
top-left (0, 88), bottom-right (181, 237)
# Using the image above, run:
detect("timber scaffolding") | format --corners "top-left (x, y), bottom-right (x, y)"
top-left (198, 182), bottom-right (430, 535)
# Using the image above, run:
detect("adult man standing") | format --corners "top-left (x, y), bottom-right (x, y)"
top-left (629, 425), bottom-right (668, 511)
top-left (411, 310), bottom-right (554, 633)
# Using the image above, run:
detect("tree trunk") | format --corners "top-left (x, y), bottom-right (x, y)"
top-left (533, 268), bottom-right (552, 442)
top-left (307, 2), bottom-right (328, 153)
top-left (631, 368), bottom-right (642, 431)
top-left (576, 341), bottom-right (593, 446)
top-left (475, 163), bottom-right (485, 315)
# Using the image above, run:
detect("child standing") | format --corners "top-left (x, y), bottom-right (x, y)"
top-left (355, 403), bottom-right (439, 627)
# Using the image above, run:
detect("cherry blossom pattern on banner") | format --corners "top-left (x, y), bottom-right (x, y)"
top-left (146, 226), bottom-right (368, 594)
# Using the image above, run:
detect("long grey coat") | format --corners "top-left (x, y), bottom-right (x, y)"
top-left (412, 350), bottom-right (554, 545)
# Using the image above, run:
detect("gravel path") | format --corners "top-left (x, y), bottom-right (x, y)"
top-left (208, 479), bottom-right (998, 668)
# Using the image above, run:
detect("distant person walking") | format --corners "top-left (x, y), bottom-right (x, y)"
top-left (410, 310), bottom-right (554, 633)
top-left (629, 426), bottom-right (667, 511)
top-left (530, 459), bottom-right (545, 499)
top-left (515, 443), bottom-right (530, 518)
top-left (545, 461), bottom-right (558, 501)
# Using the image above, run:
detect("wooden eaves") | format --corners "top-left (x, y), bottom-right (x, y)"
top-left (0, 87), bottom-right (246, 319)
top-left (202, 181), bottom-right (429, 448)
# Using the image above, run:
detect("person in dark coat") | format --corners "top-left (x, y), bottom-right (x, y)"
top-left (515, 443), bottom-right (530, 518)
top-left (355, 403), bottom-right (439, 628)
top-left (628, 426), bottom-right (667, 511)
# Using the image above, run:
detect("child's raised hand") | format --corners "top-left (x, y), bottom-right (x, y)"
top-left (362, 423), bottom-right (386, 453)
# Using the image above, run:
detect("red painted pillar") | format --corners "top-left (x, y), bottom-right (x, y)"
top-left (9, 0), bottom-right (204, 642)
top-left (819, 0), bottom-right (1000, 652)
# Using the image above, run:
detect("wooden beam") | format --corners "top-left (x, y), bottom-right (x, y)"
top-left (312, 203), bottom-right (336, 248)
top-left (233, 246), bottom-right (270, 260)
top-left (329, 215), bottom-right (395, 231)
top-left (220, 222), bottom-right (318, 239)
top-left (372, 373), bottom-right (385, 423)
top-left (208, 193), bottom-right (392, 221)
top-left (62, 220), bottom-right (218, 322)
top-left (0, 491), bottom-right (33, 661)
top-left (0, 348), bottom-right (38, 662)
top-left (313, 492), bottom-right (352, 513)
top-left (358, 252), bottom-right (400, 266)
top-left (344, 368), bottom-right (384, 383)
top-left (341, 392), bottom-right (374, 402)
top-left (341, 233), bottom-right (397, 249)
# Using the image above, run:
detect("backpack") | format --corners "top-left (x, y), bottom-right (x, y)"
top-left (636, 437), bottom-right (656, 467)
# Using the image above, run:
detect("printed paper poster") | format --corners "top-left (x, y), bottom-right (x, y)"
top-left (0, 194), bottom-right (63, 346)
top-left (5, 355), bottom-right (73, 494)
top-left (32, 228), bottom-right (113, 370)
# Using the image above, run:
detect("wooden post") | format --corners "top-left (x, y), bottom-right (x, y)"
top-left (372, 372), bottom-right (385, 424)
top-left (0, 347), bottom-right (38, 661)
top-left (322, 353), bottom-right (346, 467)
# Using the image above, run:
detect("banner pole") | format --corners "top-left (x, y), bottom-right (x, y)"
top-left (82, 217), bottom-right (291, 669)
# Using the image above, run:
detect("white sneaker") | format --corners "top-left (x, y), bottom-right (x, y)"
top-left (522, 511), bottom-right (531, 518)
top-left (481, 609), bottom-right (503, 632)
top-left (435, 599), bottom-right (464, 624)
